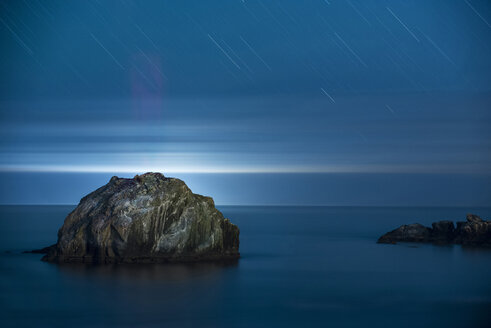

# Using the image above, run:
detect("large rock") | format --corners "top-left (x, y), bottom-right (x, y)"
top-left (41, 173), bottom-right (240, 263)
top-left (377, 214), bottom-right (490, 247)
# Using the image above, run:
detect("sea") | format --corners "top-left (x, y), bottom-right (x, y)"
top-left (1, 205), bottom-right (490, 328)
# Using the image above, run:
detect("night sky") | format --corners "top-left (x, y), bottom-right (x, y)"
top-left (1, 0), bottom-right (490, 205)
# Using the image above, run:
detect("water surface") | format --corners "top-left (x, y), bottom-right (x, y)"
top-left (1, 206), bottom-right (490, 327)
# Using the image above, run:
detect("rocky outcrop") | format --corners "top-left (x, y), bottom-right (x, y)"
top-left (40, 173), bottom-right (240, 263)
top-left (454, 214), bottom-right (491, 246)
top-left (377, 214), bottom-right (490, 247)
top-left (377, 223), bottom-right (431, 244)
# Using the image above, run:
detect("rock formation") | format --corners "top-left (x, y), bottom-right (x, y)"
top-left (40, 173), bottom-right (240, 263)
top-left (377, 214), bottom-right (490, 247)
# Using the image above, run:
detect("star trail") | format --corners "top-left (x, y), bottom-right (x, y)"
top-left (0, 0), bottom-right (490, 204)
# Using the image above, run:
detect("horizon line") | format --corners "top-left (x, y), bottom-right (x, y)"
top-left (1, 164), bottom-right (490, 175)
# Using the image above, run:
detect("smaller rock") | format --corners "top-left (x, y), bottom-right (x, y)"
top-left (466, 213), bottom-right (483, 223)
top-left (23, 244), bottom-right (56, 254)
top-left (431, 220), bottom-right (455, 243)
top-left (377, 223), bottom-right (431, 244)
top-left (455, 215), bottom-right (490, 246)
top-left (378, 214), bottom-right (490, 247)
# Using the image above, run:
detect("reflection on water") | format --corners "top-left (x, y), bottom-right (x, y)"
top-left (55, 260), bottom-right (239, 283)
top-left (460, 245), bottom-right (491, 253)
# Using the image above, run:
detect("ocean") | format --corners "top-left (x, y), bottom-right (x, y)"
top-left (1, 205), bottom-right (490, 328)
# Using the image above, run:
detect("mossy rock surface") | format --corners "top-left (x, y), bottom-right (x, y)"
top-left (42, 173), bottom-right (239, 263)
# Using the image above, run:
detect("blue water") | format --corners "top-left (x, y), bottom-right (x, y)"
top-left (1, 206), bottom-right (490, 328)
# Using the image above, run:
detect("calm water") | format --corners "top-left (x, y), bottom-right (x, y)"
top-left (1, 206), bottom-right (490, 328)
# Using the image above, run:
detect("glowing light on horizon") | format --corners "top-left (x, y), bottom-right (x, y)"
top-left (0, 163), bottom-right (488, 175)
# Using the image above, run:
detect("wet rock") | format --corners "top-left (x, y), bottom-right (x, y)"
top-left (40, 173), bottom-right (240, 263)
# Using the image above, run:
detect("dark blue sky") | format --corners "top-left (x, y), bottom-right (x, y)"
top-left (1, 0), bottom-right (490, 205)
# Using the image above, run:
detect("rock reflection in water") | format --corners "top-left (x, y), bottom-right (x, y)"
top-left (55, 260), bottom-right (239, 283)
